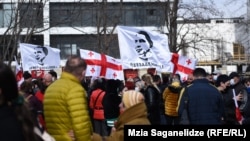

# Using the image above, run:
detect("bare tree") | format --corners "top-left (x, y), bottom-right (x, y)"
top-left (0, 0), bottom-right (50, 66)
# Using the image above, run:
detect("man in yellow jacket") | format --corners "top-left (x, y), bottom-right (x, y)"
top-left (44, 55), bottom-right (93, 141)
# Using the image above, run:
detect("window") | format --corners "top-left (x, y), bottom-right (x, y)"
top-left (233, 43), bottom-right (245, 60)
top-left (0, 3), bottom-right (15, 28)
top-left (50, 2), bottom-right (164, 27)
top-left (19, 3), bottom-right (43, 28)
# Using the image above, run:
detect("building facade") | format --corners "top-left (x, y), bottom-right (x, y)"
top-left (0, 0), bottom-right (249, 74)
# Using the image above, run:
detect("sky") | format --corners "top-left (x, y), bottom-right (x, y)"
top-left (216, 0), bottom-right (247, 18)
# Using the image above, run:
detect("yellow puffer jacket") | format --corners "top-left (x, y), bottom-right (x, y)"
top-left (162, 82), bottom-right (182, 117)
top-left (44, 72), bottom-right (92, 141)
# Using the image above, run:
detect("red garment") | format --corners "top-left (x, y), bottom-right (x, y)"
top-left (89, 89), bottom-right (105, 120)
top-left (35, 90), bottom-right (44, 102)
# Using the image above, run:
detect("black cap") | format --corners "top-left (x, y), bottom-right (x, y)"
top-left (229, 72), bottom-right (239, 79)
top-left (23, 71), bottom-right (32, 80)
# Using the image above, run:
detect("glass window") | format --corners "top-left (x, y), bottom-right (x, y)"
top-left (0, 3), bottom-right (15, 28)
top-left (50, 2), bottom-right (165, 27)
top-left (19, 3), bottom-right (43, 28)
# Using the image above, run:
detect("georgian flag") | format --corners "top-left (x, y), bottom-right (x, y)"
top-left (117, 26), bottom-right (173, 72)
top-left (232, 89), bottom-right (243, 122)
top-left (79, 49), bottom-right (124, 80)
top-left (19, 43), bottom-right (60, 71)
top-left (171, 53), bottom-right (197, 82)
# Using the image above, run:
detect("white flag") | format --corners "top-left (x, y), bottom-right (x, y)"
top-left (19, 43), bottom-right (60, 71)
top-left (171, 53), bottom-right (197, 82)
top-left (117, 26), bottom-right (173, 72)
top-left (79, 49), bottom-right (124, 80)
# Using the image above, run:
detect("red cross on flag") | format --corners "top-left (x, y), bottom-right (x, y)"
top-left (171, 53), bottom-right (197, 82)
top-left (79, 49), bottom-right (124, 80)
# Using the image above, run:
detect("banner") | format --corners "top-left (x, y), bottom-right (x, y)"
top-left (79, 49), bottom-right (124, 80)
top-left (14, 56), bottom-right (24, 87)
top-left (171, 53), bottom-right (197, 82)
top-left (19, 43), bottom-right (60, 71)
top-left (117, 26), bottom-right (173, 72)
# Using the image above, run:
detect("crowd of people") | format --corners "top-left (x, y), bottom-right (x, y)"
top-left (0, 55), bottom-right (250, 141)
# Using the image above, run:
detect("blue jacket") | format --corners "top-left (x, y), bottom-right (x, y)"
top-left (177, 78), bottom-right (224, 125)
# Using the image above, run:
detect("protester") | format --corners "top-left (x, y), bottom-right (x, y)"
top-left (141, 73), bottom-right (161, 125)
top-left (223, 72), bottom-right (248, 125)
top-left (43, 55), bottom-right (93, 141)
top-left (0, 62), bottom-right (42, 141)
top-left (92, 90), bottom-right (150, 141)
top-left (89, 78), bottom-right (108, 139)
top-left (163, 77), bottom-right (182, 125)
top-left (177, 67), bottom-right (224, 125)
top-left (19, 81), bottom-right (44, 130)
top-left (102, 79), bottom-right (124, 134)
top-left (215, 74), bottom-right (230, 124)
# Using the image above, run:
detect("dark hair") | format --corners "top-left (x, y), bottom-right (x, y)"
top-left (23, 71), bottom-right (32, 80)
top-left (48, 70), bottom-right (57, 79)
top-left (64, 55), bottom-right (87, 76)
top-left (193, 68), bottom-right (206, 78)
top-left (153, 74), bottom-right (161, 82)
top-left (215, 74), bottom-right (230, 87)
top-left (0, 62), bottom-right (40, 141)
top-left (92, 78), bottom-right (106, 91)
top-left (0, 62), bottom-right (19, 102)
top-left (138, 30), bottom-right (153, 48)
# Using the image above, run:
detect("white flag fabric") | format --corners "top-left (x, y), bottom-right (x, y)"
top-left (14, 56), bottom-right (24, 87)
top-left (117, 26), bottom-right (173, 72)
top-left (19, 43), bottom-right (60, 71)
top-left (79, 49), bottom-right (124, 80)
top-left (171, 53), bottom-right (197, 82)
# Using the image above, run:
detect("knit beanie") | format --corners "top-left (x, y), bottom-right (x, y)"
top-left (122, 90), bottom-right (144, 108)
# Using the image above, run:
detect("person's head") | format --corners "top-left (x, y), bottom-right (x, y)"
top-left (43, 73), bottom-right (54, 87)
top-left (141, 73), bottom-right (153, 87)
top-left (0, 62), bottom-right (19, 105)
top-left (119, 90), bottom-right (144, 112)
top-left (229, 72), bottom-right (240, 86)
top-left (212, 69), bottom-right (221, 81)
top-left (171, 73), bottom-right (181, 83)
top-left (34, 46), bottom-right (48, 65)
top-left (132, 76), bottom-right (142, 91)
top-left (193, 68), bottom-right (207, 79)
top-left (20, 81), bottom-right (34, 95)
top-left (23, 71), bottom-right (32, 82)
top-left (64, 55), bottom-right (87, 82)
top-left (215, 74), bottom-right (230, 91)
top-left (153, 74), bottom-right (162, 85)
top-left (135, 30), bottom-right (153, 61)
top-left (186, 73), bottom-right (194, 84)
top-left (91, 77), bottom-right (106, 91)
top-left (48, 70), bottom-right (57, 81)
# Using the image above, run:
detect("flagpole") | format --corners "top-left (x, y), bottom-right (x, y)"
top-left (232, 89), bottom-right (239, 108)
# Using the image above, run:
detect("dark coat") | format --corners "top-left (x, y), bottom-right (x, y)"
top-left (144, 85), bottom-right (161, 125)
top-left (0, 105), bottom-right (25, 141)
top-left (177, 79), bottom-right (224, 125)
